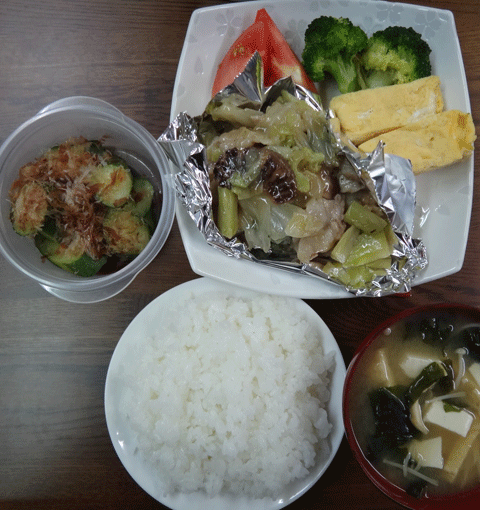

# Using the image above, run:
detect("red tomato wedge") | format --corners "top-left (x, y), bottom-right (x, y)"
top-left (211, 9), bottom-right (317, 96)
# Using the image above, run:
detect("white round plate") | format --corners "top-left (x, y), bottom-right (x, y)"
top-left (104, 277), bottom-right (346, 510)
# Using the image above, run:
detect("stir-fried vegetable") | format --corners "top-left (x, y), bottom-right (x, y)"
top-left (197, 89), bottom-right (395, 290)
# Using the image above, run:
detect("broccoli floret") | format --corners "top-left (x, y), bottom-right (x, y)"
top-left (302, 16), bottom-right (368, 94)
top-left (359, 26), bottom-right (432, 88)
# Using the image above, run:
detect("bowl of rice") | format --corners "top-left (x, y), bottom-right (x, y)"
top-left (104, 277), bottom-right (346, 509)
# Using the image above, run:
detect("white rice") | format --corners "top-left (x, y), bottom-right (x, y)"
top-left (120, 291), bottom-right (335, 499)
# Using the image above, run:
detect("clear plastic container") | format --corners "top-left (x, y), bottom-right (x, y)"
top-left (0, 97), bottom-right (175, 303)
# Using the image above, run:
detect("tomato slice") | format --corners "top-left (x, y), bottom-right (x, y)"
top-left (212, 9), bottom-right (317, 97)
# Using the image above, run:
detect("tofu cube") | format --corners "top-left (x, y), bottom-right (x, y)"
top-left (467, 362), bottom-right (480, 387)
top-left (408, 436), bottom-right (444, 469)
top-left (369, 348), bottom-right (394, 387)
top-left (443, 419), bottom-right (480, 482)
top-left (424, 400), bottom-right (474, 437)
top-left (399, 353), bottom-right (437, 379)
top-left (461, 370), bottom-right (480, 408)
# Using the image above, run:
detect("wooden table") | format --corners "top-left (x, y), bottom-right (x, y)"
top-left (0, 0), bottom-right (478, 508)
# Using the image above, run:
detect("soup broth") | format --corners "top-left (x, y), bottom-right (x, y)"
top-left (348, 308), bottom-right (480, 499)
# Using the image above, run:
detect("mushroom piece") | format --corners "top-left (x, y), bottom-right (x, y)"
top-left (410, 399), bottom-right (429, 435)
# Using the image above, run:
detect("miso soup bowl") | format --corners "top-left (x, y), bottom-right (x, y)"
top-left (343, 303), bottom-right (480, 510)
top-left (0, 97), bottom-right (175, 303)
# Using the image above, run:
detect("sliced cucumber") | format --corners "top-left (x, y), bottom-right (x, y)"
top-left (87, 162), bottom-right (133, 207)
top-left (103, 209), bottom-right (150, 255)
top-left (143, 207), bottom-right (156, 234)
top-left (35, 229), bottom-right (106, 276)
top-left (58, 253), bottom-right (107, 276)
top-left (122, 178), bottom-right (154, 217)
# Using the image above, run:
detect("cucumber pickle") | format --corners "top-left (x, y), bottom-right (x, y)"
top-left (9, 137), bottom-right (157, 277)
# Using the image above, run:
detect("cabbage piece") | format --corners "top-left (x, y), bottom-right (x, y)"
top-left (209, 103), bottom-right (261, 128)
top-left (304, 170), bottom-right (338, 201)
top-left (343, 229), bottom-right (392, 267)
top-left (331, 226), bottom-right (361, 263)
top-left (259, 91), bottom-right (330, 150)
top-left (204, 93), bottom-right (262, 126)
top-left (323, 261), bottom-right (384, 289)
top-left (269, 145), bottom-right (326, 194)
top-left (344, 201), bottom-right (388, 233)
top-left (285, 194), bottom-right (343, 239)
top-left (239, 195), bottom-right (301, 253)
top-left (228, 148), bottom-right (263, 189)
top-left (206, 127), bottom-right (272, 163)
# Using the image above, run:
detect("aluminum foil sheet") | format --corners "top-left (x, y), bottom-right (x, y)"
top-left (158, 52), bottom-right (427, 296)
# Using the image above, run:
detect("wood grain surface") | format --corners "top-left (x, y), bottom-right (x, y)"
top-left (0, 0), bottom-right (478, 509)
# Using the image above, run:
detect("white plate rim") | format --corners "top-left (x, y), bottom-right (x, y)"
top-left (104, 277), bottom-right (346, 510)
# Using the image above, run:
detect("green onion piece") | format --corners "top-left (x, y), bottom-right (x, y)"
top-left (217, 186), bottom-right (239, 239)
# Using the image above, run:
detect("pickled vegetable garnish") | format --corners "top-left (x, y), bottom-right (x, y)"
top-left (9, 137), bottom-right (156, 276)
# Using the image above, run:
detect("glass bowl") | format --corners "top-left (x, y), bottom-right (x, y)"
top-left (0, 97), bottom-right (175, 303)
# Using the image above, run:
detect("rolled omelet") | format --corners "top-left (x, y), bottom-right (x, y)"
top-left (329, 76), bottom-right (444, 145)
top-left (358, 110), bottom-right (477, 174)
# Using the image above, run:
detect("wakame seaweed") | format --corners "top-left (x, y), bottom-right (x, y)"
top-left (405, 361), bottom-right (449, 404)
top-left (367, 386), bottom-right (420, 460)
top-left (406, 479), bottom-right (428, 499)
top-left (460, 326), bottom-right (480, 363)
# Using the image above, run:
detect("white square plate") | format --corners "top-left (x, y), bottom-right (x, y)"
top-left (170, 0), bottom-right (474, 299)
